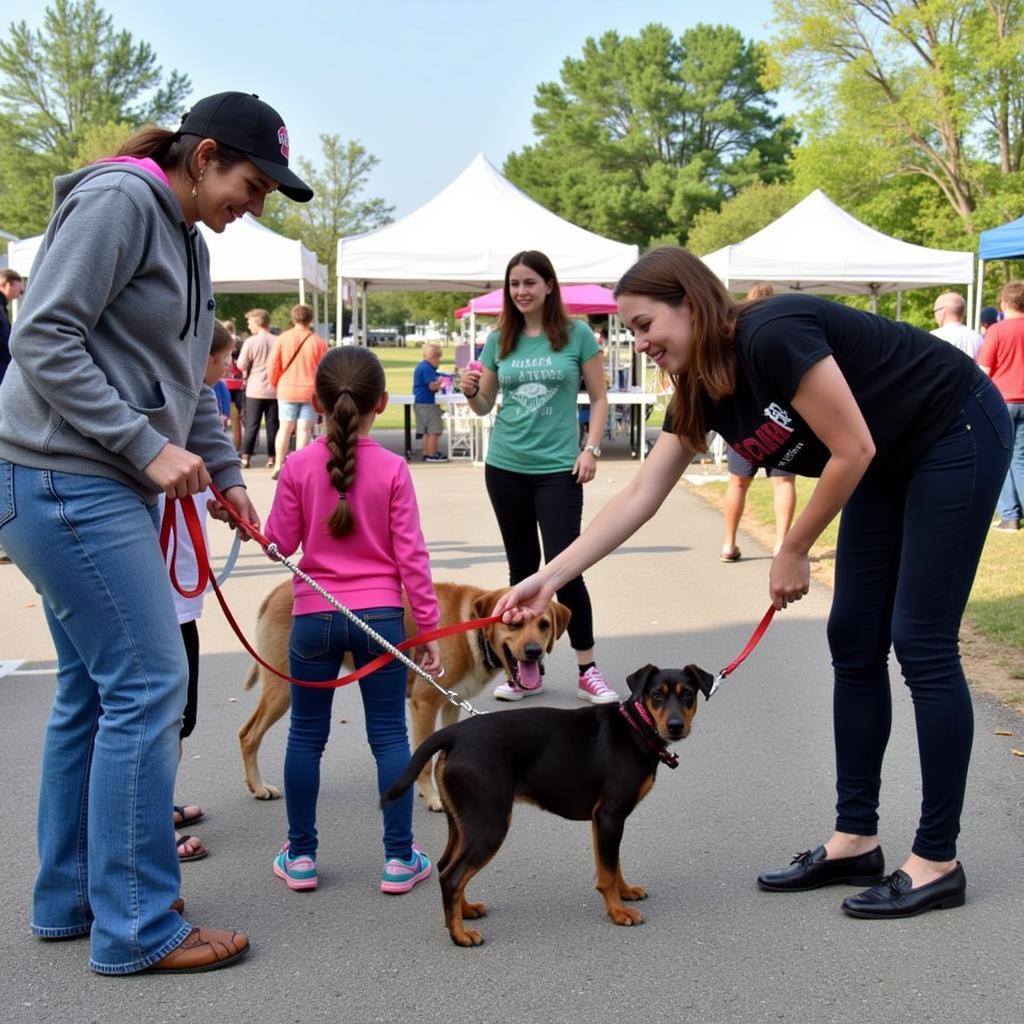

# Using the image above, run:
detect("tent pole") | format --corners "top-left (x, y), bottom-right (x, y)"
top-left (967, 281), bottom-right (974, 336)
top-left (975, 259), bottom-right (985, 331)
top-left (336, 277), bottom-right (344, 345)
top-left (362, 286), bottom-right (368, 347)
top-left (895, 290), bottom-right (902, 320)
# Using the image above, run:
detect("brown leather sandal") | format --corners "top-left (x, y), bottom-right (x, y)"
top-left (143, 927), bottom-right (249, 973)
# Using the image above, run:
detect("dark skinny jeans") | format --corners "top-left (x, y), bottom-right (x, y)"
top-left (827, 372), bottom-right (1010, 861)
top-left (484, 464), bottom-right (594, 652)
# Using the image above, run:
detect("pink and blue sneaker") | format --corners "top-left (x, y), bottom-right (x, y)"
top-left (380, 844), bottom-right (431, 894)
top-left (273, 842), bottom-right (318, 891)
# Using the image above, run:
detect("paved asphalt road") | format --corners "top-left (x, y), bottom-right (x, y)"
top-left (1, 433), bottom-right (1022, 1023)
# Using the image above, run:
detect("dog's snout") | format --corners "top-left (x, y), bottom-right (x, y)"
top-left (523, 641), bottom-right (543, 661)
top-left (666, 712), bottom-right (686, 739)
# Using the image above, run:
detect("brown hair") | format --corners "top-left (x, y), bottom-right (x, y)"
top-left (210, 320), bottom-right (234, 356)
top-left (117, 128), bottom-right (248, 186)
top-left (999, 281), bottom-right (1024, 314)
top-left (1, 269), bottom-right (24, 285)
top-left (745, 281), bottom-right (775, 301)
top-left (245, 307), bottom-right (271, 328)
top-left (316, 346), bottom-right (386, 538)
top-left (291, 303), bottom-right (313, 326)
top-left (497, 250), bottom-right (570, 359)
top-left (614, 247), bottom-right (740, 453)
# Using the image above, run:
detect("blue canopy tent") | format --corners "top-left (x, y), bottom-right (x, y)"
top-left (976, 215), bottom-right (1024, 326)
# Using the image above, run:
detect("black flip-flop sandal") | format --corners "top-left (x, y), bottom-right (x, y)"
top-left (173, 804), bottom-right (204, 828)
top-left (177, 834), bottom-right (209, 863)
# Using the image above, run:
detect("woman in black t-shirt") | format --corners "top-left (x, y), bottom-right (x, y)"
top-left (494, 247), bottom-right (1011, 921)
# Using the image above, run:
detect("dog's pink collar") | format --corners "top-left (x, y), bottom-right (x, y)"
top-left (618, 702), bottom-right (678, 769)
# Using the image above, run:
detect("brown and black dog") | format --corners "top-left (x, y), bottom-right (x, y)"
top-left (238, 580), bottom-right (570, 804)
top-left (381, 663), bottom-right (713, 947)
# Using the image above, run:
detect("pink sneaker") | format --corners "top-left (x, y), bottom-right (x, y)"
top-left (493, 678), bottom-right (545, 701)
top-left (577, 665), bottom-right (619, 704)
top-left (380, 845), bottom-right (431, 894)
top-left (273, 842), bottom-right (318, 891)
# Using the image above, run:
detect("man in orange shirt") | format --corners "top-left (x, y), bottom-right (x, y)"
top-left (268, 303), bottom-right (327, 479)
top-left (978, 280), bottom-right (1024, 530)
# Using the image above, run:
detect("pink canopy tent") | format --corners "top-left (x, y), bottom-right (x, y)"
top-left (455, 283), bottom-right (617, 319)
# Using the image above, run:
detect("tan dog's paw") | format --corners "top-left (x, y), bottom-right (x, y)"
top-left (427, 796), bottom-right (443, 812)
top-left (252, 783), bottom-right (281, 800)
top-left (609, 906), bottom-right (645, 926)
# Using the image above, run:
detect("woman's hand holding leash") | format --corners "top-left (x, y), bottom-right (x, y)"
top-left (769, 548), bottom-right (810, 610)
top-left (145, 443), bottom-right (210, 498)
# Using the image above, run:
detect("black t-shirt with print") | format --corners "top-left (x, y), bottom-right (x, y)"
top-left (665, 294), bottom-right (976, 478)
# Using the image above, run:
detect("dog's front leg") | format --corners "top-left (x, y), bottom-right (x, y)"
top-left (592, 806), bottom-right (644, 926)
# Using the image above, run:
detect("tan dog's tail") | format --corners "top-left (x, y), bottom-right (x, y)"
top-left (243, 663), bottom-right (259, 691)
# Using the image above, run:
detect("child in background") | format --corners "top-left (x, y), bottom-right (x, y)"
top-left (265, 346), bottom-right (442, 893)
top-left (412, 341), bottom-right (448, 462)
top-left (159, 320), bottom-right (236, 862)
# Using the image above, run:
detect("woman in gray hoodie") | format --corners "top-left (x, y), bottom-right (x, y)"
top-left (0, 93), bottom-right (312, 975)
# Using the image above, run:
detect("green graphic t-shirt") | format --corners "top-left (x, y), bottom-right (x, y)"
top-left (481, 319), bottom-right (601, 474)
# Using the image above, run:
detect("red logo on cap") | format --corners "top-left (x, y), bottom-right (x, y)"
top-left (278, 126), bottom-right (289, 159)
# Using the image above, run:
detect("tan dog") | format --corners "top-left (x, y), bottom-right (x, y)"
top-left (238, 580), bottom-right (570, 807)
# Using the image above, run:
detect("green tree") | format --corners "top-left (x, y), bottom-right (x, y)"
top-left (262, 134), bottom-right (394, 286)
top-left (769, 0), bottom-right (1024, 234)
top-left (686, 180), bottom-right (799, 255)
top-left (0, 0), bottom-right (189, 164)
top-left (0, 0), bottom-right (190, 236)
top-left (504, 22), bottom-right (796, 247)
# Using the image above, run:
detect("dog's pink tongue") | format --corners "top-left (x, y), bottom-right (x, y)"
top-left (517, 660), bottom-right (542, 690)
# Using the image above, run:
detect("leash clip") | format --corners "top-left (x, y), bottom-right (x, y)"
top-left (708, 671), bottom-right (726, 699)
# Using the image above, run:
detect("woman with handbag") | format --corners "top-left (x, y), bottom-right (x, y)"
top-left (268, 303), bottom-right (327, 479)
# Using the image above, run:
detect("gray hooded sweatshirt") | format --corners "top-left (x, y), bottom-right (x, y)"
top-left (0, 162), bottom-right (243, 501)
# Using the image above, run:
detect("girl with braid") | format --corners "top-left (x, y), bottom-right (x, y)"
top-left (264, 346), bottom-right (441, 894)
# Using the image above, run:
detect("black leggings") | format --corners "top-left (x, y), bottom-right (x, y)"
top-left (484, 464), bottom-right (594, 651)
top-left (179, 619), bottom-right (200, 740)
top-left (827, 373), bottom-right (1010, 860)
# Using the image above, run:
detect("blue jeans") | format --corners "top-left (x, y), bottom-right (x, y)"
top-left (826, 374), bottom-right (1011, 861)
top-left (0, 463), bottom-right (190, 974)
top-left (995, 401), bottom-right (1024, 521)
top-left (285, 608), bottom-right (414, 861)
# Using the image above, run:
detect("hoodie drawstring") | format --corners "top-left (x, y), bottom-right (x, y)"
top-left (178, 222), bottom-right (203, 341)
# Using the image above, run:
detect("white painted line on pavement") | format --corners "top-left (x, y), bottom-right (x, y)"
top-left (0, 660), bottom-right (26, 678)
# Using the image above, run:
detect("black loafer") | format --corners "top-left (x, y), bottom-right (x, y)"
top-left (757, 844), bottom-right (885, 892)
top-left (841, 863), bottom-right (966, 919)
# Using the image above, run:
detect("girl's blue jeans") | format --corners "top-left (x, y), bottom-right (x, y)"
top-left (285, 608), bottom-right (414, 862)
top-left (827, 373), bottom-right (1011, 861)
top-left (0, 462), bottom-right (191, 974)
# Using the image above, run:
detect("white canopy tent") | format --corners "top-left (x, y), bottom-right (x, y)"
top-left (7, 214), bottom-right (327, 318)
top-left (701, 189), bottom-right (976, 319)
top-left (336, 153), bottom-right (639, 341)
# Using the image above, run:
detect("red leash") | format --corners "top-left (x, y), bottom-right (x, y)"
top-left (708, 605), bottom-right (776, 698)
top-left (159, 488), bottom-right (501, 690)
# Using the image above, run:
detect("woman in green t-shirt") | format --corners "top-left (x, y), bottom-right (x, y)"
top-left (460, 250), bottom-right (614, 703)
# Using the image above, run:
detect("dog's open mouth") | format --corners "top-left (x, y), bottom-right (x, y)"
top-left (504, 645), bottom-right (543, 690)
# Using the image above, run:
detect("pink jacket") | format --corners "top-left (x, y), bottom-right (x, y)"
top-left (264, 436), bottom-right (439, 631)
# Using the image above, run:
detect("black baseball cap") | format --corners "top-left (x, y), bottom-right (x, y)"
top-left (179, 92), bottom-right (313, 203)
top-left (979, 305), bottom-right (1000, 327)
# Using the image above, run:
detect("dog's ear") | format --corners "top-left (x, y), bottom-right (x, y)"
top-left (685, 664), bottom-right (715, 701)
top-left (626, 664), bottom-right (659, 697)
top-left (472, 589), bottom-right (508, 621)
top-left (546, 601), bottom-right (572, 651)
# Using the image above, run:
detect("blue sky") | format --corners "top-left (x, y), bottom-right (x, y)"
top-left (6, 0), bottom-right (782, 217)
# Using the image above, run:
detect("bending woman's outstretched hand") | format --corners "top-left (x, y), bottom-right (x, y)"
top-left (493, 571), bottom-right (559, 623)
